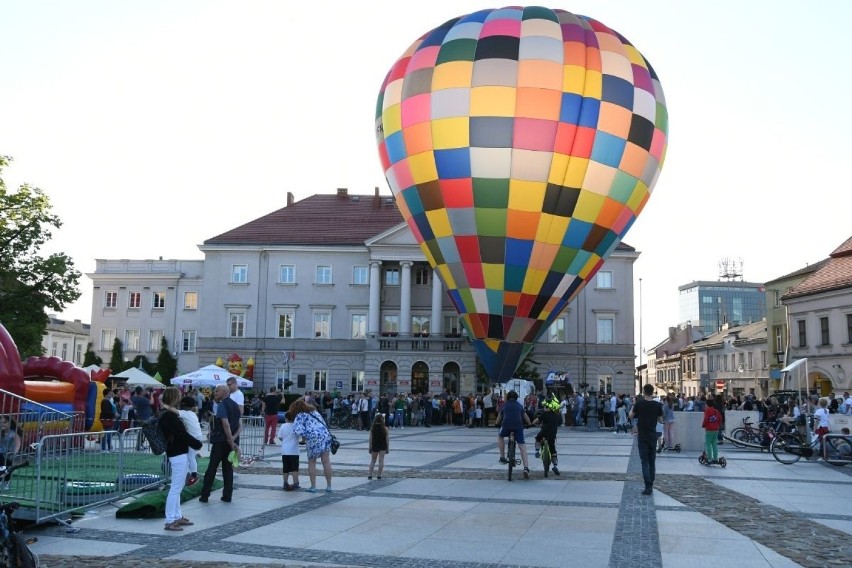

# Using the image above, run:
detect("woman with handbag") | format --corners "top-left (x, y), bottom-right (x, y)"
top-left (159, 387), bottom-right (203, 531)
top-left (291, 398), bottom-right (334, 493)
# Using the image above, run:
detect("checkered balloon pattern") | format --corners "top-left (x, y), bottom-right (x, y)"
top-left (376, 6), bottom-right (668, 381)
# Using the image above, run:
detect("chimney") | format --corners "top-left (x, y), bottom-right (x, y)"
top-left (374, 186), bottom-right (380, 197)
top-left (668, 327), bottom-right (676, 341)
top-left (287, 192), bottom-right (294, 206)
top-left (337, 187), bottom-right (348, 196)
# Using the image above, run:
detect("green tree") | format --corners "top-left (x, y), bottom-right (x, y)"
top-left (0, 156), bottom-right (81, 357)
top-left (109, 338), bottom-right (124, 375)
top-left (82, 342), bottom-right (102, 367)
top-left (156, 337), bottom-right (177, 380)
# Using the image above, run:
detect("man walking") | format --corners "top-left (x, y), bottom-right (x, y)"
top-left (629, 383), bottom-right (663, 496)
top-left (199, 385), bottom-right (241, 503)
top-left (263, 387), bottom-right (282, 445)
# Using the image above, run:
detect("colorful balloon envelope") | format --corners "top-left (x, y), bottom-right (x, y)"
top-left (376, 6), bottom-right (668, 381)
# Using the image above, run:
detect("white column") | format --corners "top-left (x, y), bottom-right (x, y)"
top-left (368, 261), bottom-right (382, 334)
top-left (400, 261), bottom-right (412, 335)
top-left (430, 270), bottom-right (443, 336)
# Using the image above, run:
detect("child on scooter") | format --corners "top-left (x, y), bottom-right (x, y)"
top-left (702, 398), bottom-right (722, 463)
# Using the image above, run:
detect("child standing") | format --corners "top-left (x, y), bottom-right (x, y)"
top-left (702, 398), bottom-right (722, 463)
top-left (278, 410), bottom-right (301, 491)
top-left (368, 414), bottom-right (389, 480)
top-left (178, 396), bottom-right (203, 486)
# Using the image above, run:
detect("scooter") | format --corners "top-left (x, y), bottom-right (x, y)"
top-left (698, 451), bottom-right (727, 467)
top-left (657, 441), bottom-right (682, 453)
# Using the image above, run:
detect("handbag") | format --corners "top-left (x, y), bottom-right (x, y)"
top-left (307, 413), bottom-right (340, 455)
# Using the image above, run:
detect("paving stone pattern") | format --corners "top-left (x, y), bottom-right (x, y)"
top-left (29, 427), bottom-right (852, 568)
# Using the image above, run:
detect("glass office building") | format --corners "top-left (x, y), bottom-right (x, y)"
top-left (678, 281), bottom-right (766, 336)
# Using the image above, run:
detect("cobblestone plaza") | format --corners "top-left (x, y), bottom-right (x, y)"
top-left (29, 426), bottom-right (852, 568)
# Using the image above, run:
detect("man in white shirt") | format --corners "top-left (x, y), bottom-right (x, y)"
top-left (226, 377), bottom-right (244, 416)
top-left (843, 392), bottom-right (852, 415)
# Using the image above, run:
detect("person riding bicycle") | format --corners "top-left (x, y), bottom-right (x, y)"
top-left (532, 396), bottom-right (563, 475)
top-left (496, 390), bottom-right (532, 479)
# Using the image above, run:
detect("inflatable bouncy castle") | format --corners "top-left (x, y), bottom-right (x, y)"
top-left (0, 323), bottom-right (108, 432)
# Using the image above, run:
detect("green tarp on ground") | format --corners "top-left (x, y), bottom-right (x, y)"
top-left (116, 478), bottom-right (223, 518)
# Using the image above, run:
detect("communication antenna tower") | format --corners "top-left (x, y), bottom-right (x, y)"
top-left (718, 257), bottom-right (744, 282)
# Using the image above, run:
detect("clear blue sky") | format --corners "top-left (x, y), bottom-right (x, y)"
top-left (2, 1), bottom-right (850, 353)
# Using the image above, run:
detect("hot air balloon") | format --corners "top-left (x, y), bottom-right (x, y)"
top-left (375, 6), bottom-right (668, 381)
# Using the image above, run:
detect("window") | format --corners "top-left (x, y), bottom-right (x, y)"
top-left (51, 341), bottom-right (58, 357)
top-left (352, 266), bottom-right (368, 285)
top-left (820, 316), bottom-right (830, 346)
top-left (699, 357), bottom-right (705, 372)
top-left (444, 315), bottom-right (461, 336)
top-left (773, 325), bottom-right (783, 354)
top-left (707, 356), bottom-right (713, 372)
top-left (279, 265), bottom-right (295, 284)
top-left (313, 370), bottom-right (328, 391)
top-left (149, 330), bottom-right (163, 352)
top-left (773, 290), bottom-right (781, 308)
top-left (351, 370), bottom-right (365, 392)
top-left (412, 315), bottom-right (430, 335)
top-left (596, 271), bottom-right (613, 289)
top-left (548, 318), bottom-right (565, 343)
top-left (351, 314), bottom-right (367, 339)
top-left (384, 267), bottom-right (399, 286)
top-left (181, 330), bottom-right (197, 353)
top-left (100, 329), bottom-right (115, 350)
top-left (153, 291), bottom-right (166, 309)
top-left (848, 314), bottom-right (852, 344)
top-left (105, 291), bottom-right (118, 308)
top-left (75, 343), bottom-right (83, 365)
top-left (797, 320), bottom-right (807, 347)
top-left (747, 351), bottom-right (754, 370)
top-left (229, 312), bottom-right (246, 338)
top-left (184, 291), bottom-right (198, 310)
top-left (232, 265), bottom-right (248, 284)
top-left (382, 314), bottom-right (399, 335)
top-left (129, 291), bottom-right (141, 309)
top-left (125, 329), bottom-right (140, 352)
top-left (313, 312), bottom-right (331, 338)
top-left (277, 312), bottom-right (294, 338)
top-left (315, 266), bottom-right (332, 285)
top-left (596, 317), bottom-right (614, 344)
top-left (414, 266), bottom-right (430, 286)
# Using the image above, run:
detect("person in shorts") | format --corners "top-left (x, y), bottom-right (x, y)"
top-left (495, 390), bottom-right (532, 479)
top-left (278, 410), bottom-right (301, 491)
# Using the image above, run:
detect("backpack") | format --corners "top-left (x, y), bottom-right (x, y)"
top-left (141, 415), bottom-right (168, 455)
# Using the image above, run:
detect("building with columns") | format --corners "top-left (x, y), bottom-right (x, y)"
top-left (88, 189), bottom-right (639, 396)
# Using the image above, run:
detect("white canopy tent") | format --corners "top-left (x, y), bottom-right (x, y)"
top-left (112, 367), bottom-right (163, 387)
top-left (780, 358), bottom-right (808, 393)
top-left (171, 365), bottom-right (253, 388)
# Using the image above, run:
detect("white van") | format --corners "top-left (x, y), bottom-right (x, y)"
top-left (495, 378), bottom-right (537, 399)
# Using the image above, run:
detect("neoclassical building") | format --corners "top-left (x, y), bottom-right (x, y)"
top-left (88, 189), bottom-right (639, 395)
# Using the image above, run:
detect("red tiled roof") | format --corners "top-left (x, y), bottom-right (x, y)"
top-left (204, 191), bottom-right (639, 252)
top-left (783, 236), bottom-right (852, 299)
top-left (204, 193), bottom-right (404, 246)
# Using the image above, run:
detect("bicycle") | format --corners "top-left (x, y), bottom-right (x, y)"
top-left (0, 502), bottom-right (38, 568)
top-left (506, 432), bottom-right (522, 481)
top-left (770, 417), bottom-right (821, 464)
top-left (540, 438), bottom-right (552, 477)
top-left (729, 418), bottom-right (774, 448)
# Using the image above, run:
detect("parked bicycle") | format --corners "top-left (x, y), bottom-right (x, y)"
top-left (770, 416), bottom-right (821, 464)
top-left (329, 408), bottom-right (352, 430)
top-left (730, 418), bottom-right (775, 448)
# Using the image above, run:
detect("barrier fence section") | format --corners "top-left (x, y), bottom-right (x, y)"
top-left (238, 416), bottom-right (266, 465)
top-left (5, 429), bottom-right (167, 525)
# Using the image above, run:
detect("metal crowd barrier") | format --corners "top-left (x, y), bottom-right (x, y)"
top-left (237, 416), bottom-right (266, 465)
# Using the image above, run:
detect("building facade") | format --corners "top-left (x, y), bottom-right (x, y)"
top-left (678, 280), bottom-right (767, 336)
top-left (782, 236), bottom-right (852, 395)
top-left (41, 316), bottom-right (91, 365)
top-left (692, 320), bottom-right (769, 399)
top-left (88, 190), bottom-right (639, 396)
